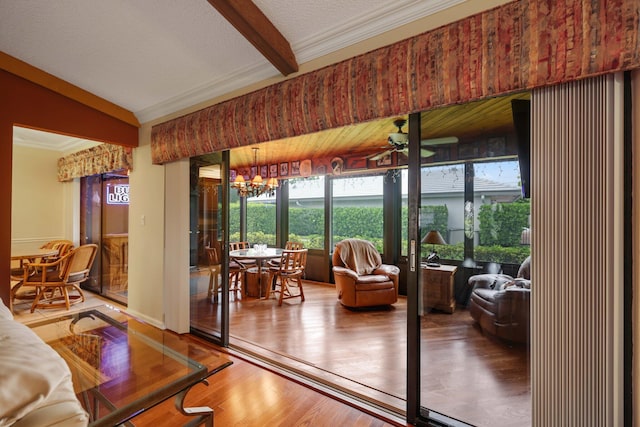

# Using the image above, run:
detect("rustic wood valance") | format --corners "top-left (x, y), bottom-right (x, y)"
top-left (151, 0), bottom-right (640, 164)
top-left (57, 144), bottom-right (133, 182)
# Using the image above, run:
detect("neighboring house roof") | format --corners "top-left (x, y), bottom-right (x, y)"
top-left (285, 164), bottom-right (522, 201)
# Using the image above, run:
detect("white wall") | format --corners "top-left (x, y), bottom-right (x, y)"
top-left (11, 145), bottom-right (72, 249)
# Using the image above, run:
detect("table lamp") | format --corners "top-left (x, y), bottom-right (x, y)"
top-left (422, 230), bottom-right (446, 267)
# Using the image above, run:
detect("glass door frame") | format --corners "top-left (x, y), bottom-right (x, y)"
top-left (188, 150), bottom-right (231, 347)
top-left (406, 111), bottom-right (422, 424)
top-left (80, 172), bottom-right (129, 305)
top-left (407, 111), bottom-right (463, 425)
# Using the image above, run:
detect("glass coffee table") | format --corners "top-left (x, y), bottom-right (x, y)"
top-left (28, 304), bottom-right (232, 426)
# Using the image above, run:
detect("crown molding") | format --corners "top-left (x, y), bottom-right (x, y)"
top-left (13, 127), bottom-right (101, 153)
top-left (135, 61), bottom-right (277, 124)
top-left (294, 0), bottom-right (465, 63)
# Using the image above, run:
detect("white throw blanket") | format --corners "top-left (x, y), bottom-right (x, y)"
top-left (0, 298), bottom-right (88, 427)
top-left (338, 239), bottom-right (382, 275)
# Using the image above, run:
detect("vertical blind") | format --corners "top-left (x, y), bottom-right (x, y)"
top-left (531, 74), bottom-right (624, 426)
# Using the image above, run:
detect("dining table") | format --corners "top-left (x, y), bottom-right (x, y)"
top-left (11, 246), bottom-right (59, 263)
top-left (11, 246), bottom-right (60, 279)
top-left (10, 245), bottom-right (60, 310)
top-left (229, 247), bottom-right (284, 298)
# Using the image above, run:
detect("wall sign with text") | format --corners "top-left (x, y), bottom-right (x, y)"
top-left (106, 184), bottom-right (130, 205)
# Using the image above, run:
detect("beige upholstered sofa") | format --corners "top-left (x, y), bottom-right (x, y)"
top-left (332, 239), bottom-right (399, 308)
top-left (0, 299), bottom-right (88, 426)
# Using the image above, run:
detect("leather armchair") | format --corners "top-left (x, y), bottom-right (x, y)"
top-left (332, 239), bottom-right (399, 308)
top-left (468, 256), bottom-right (531, 343)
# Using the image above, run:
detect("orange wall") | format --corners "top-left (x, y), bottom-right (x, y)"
top-left (0, 70), bottom-right (138, 304)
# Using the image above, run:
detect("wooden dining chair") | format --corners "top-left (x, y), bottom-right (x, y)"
top-left (206, 241), bottom-right (242, 302)
top-left (267, 241), bottom-right (304, 268)
top-left (205, 244), bottom-right (222, 303)
top-left (40, 240), bottom-right (74, 271)
top-left (229, 241), bottom-right (257, 267)
top-left (15, 244), bottom-right (98, 312)
top-left (228, 241), bottom-right (256, 296)
top-left (266, 249), bottom-right (307, 306)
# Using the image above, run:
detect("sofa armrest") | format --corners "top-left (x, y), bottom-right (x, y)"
top-left (0, 319), bottom-right (88, 426)
top-left (511, 278), bottom-right (531, 289)
top-left (0, 298), bottom-right (12, 320)
top-left (494, 287), bottom-right (530, 322)
top-left (12, 379), bottom-right (89, 427)
top-left (468, 273), bottom-right (514, 290)
top-left (332, 266), bottom-right (359, 282)
top-left (375, 264), bottom-right (400, 278)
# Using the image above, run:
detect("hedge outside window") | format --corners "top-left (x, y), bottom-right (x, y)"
top-left (289, 177), bottom-right (325, 249)
top-left (246, 192), bottom-right (276, 246)
top-left (332, 175), bottom-right (384, 253)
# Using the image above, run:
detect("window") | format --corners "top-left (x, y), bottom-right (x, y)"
top-left (246, 192), bottom-right (276, 246)
top-left (473, 160), bottom-right (530, 264)
top-left (288, 177), bottom-right (325, 249)
top-left (420, 164), bottom-right (464, 261)
top-left (408, 160), bottom-right (529, 264)
top-left (331, 175), bottom-right (384, 252)
top-left (228, 187), bottom-right (241, 242)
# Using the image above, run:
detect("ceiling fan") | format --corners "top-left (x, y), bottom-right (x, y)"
top-left (367, 118), bottom-right (458, 161)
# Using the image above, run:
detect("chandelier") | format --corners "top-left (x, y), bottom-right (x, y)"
top-left (232, 148), bottom-right (278, 198)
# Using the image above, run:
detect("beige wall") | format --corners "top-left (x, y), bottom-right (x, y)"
top-left (11, 145), bottom-right (74, 250)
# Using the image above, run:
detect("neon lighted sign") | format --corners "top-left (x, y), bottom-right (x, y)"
top-left (106, 184), bottom-right (129, 205)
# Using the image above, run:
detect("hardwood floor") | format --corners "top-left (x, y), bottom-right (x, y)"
top-left (14, 273), bottom-right (529, 426)
top-left (133, 333), bottom-right (400, 427)
top-left (190, 270), bottom-right (531, 427)
top-left (15, 294), bottom-right (400, 427)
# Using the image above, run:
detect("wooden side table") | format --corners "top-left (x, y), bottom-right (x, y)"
top-left (421, 263), bottom-right (458, 314)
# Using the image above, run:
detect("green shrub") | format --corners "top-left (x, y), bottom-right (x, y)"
top-left (332, 207), bottom-right (383, 240)
top-left (478, 200), bottom-right (530, 246)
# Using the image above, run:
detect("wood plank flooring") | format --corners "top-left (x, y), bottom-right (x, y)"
top-left (14, 273), bottom-right (530, 426)
top-left (190, 270), bottom-right (531, 427)
top-left (131, 332), bottom-right (400, 427)
top-left (14, 294), bottom-right (400, 427)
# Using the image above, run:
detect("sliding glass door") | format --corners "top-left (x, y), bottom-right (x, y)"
top-left (407, 104), bottom-right (532, 426)
top-left (189, 152), bottom-right (229, 344)
top-left (79, 171), bottom-right (129, 304)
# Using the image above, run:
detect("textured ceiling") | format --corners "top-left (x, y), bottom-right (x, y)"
top-left (0, 0), bottom-right (464, 122)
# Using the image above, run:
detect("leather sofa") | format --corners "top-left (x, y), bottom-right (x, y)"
top-left (0, 298), bottom-right (88, 426)
top-left (468, 256), bottom-right (531, 343)
top-left (332, 239), bottom-right (399, 308)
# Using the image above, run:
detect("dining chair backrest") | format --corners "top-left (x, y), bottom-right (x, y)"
top-left (61, 244), bottom-right (98, 284)
top-left (41, 239), bottom-right (73, 250)
top-left (40, 239), bottom-right (74, 266)
top-left (278, 249), bottom-right (307, 274)
top-left (284, 241), bottom-right (304, 250)
top-left (206, 241), bottom-right (222, 266)
top-left (229, 241), bottom-right (250, 251)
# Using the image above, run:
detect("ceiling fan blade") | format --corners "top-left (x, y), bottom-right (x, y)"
top-left (421, 148), bottom-right (435, 158)
top-left (421, 136), bottom-right (459, 146)
top-left (366, 149), bottom-right (394, 161)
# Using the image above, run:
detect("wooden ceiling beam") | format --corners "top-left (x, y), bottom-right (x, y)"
top-left (207, 0), bottom-right (298, 76)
